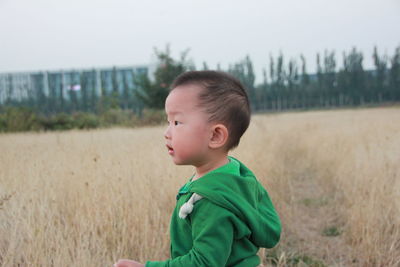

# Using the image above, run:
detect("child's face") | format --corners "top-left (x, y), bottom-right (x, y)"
top-left (164, 84), bottom-right (212, 166)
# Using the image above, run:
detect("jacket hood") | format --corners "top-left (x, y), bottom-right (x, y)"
top-left (189, 156), bottom-right (281, 248)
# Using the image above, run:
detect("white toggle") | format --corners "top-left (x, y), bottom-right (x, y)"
top-left (179, 193), bottom-right (203, 219)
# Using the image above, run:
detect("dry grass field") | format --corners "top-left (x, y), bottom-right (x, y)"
top-left (0, 107), bottom-right (399, 266)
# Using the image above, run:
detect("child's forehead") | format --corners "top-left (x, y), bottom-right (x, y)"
top-left (165, 87), bottom-right (208, 117)
top-left (172, 83), bottom-right (203, 96)
top-left (167, 85), bottom-right (202, 105)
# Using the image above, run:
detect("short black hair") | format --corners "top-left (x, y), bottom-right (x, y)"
top-left (170, 70), bottom-right (251, 150)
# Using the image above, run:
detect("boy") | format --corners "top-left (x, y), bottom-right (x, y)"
top-left (115, 71), bottom-right (281, 267)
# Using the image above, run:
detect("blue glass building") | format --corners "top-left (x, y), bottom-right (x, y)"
top-left (0, 65), bottom-right (149, 110)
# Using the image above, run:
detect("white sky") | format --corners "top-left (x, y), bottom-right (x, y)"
top-left (0, 0), bottom-right (399, 82)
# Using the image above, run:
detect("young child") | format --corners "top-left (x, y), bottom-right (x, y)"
top-left (115, 71), bottom-right (281, 267)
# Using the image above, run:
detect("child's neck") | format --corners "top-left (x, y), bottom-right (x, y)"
top-left (192, 154), bottom-right (229, 181)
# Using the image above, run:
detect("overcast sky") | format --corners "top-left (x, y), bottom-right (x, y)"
top-left (0, 0), bottom-right (399, 81)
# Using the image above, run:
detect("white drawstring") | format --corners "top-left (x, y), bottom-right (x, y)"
top-left (179, 193), bottom-right (203, 219)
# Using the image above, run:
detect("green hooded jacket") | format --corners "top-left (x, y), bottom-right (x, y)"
top-left (146, 156), bottom-right (281, 267)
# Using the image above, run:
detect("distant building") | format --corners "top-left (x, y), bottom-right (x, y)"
top-left (0, 65), bottom-right (149, 105)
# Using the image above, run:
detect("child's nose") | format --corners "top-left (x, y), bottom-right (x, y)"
top-left (164, 126), bottom-right (171, 139)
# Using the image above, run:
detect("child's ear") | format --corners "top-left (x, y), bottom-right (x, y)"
top-left (209, 124), bottom-right (229, 149)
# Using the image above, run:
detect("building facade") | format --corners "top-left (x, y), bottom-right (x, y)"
top-left (0, 65), bottom-right (149, 107)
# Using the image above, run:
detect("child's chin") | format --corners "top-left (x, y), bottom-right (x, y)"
top-left (172, 158), bottom-right (188, 166)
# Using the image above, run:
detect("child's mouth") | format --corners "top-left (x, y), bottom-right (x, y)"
top-left (166, 144), bottom-right (174, 155)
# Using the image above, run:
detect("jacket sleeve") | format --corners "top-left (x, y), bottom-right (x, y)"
top-left (146, 199), bottom-right (234, 267)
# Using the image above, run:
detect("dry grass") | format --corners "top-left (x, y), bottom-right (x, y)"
top-left (0, 107), bottom-right (399, 266)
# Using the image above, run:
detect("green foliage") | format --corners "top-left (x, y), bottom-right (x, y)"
top-left (98, 108), bottom-right (165, 127)
top-left (228, 55), bottom-right (256, 90)
top-left (42, 113), bottom-right (75, 131)
top-left (0, 107), bottom-right (41, 132)
top-left (300, 54), bottom-right (310, 87)
top-left (0, 107), bottom-right (165, 133)
top-left (300, 197), bottom-right (329, 207)
top-left (265, 247), bottom-right (282, 265)
top-left (322, 226), bottom-right (341, 237)
top-left (140, 109), bottom-right (166, 125)
top-left (135, 45), bottom-right (194, 109)
top-left (228, 55), bottom-right (257, 106)
top-left (0, 114), bottom-right (6, 131)
top-left (265, 247), bottom-right (326, 267)
top-left (72, 112), bottom-right (100, 129)
top-left (134, 73), bottom-right (166, 109)
top-left (288, 254), bottom-right (326, 267)
top-left (389, 47), bottom-right (400, 101)
top-left (100, 109), bottom-right (136, 127)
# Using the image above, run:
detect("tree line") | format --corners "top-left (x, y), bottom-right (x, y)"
top-left (137, 45), bottom-right (400, 112)
top-left (231, 47), bottom-right (399, 111)
top-left (1, 45), bottom-right (400, 117)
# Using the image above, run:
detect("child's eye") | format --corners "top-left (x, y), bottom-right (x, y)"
top-left (174, 121), bottom-right (180, 126)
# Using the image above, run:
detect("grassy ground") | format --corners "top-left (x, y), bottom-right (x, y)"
top-left (0, 107), bottom-right (399, 266)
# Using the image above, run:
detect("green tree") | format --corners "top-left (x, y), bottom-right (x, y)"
top-left (323, 50), bottom-right (336, 106)
top-left (300, 54), bottom-right (310, 108)
top-left (389, 46), bottom-right (400, 101)
top-left (269, 55), bottom-right (275, 85)
top-left (286, 59), bottom-right (298, 91)
top-left (372, 46), bottom-right (388, 102)
top-left (286, 58), bottom-right (299, 108)
top-left (337, 48), bottom-right (365, 105)
top-left (135, 45), bottom-right (194, 109)
top-left (316, 53), bottom-right (323, 91)
top-left (228, 55), bottom-right (256, 108)
top-left (276, 53), bottom-right (285, 91)
top-left (300, 54), bottom-right (310, 87)
top-left (257, 68), bottom-right (269, 110)
top-left (323, 51), bottom-right (336, 91)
